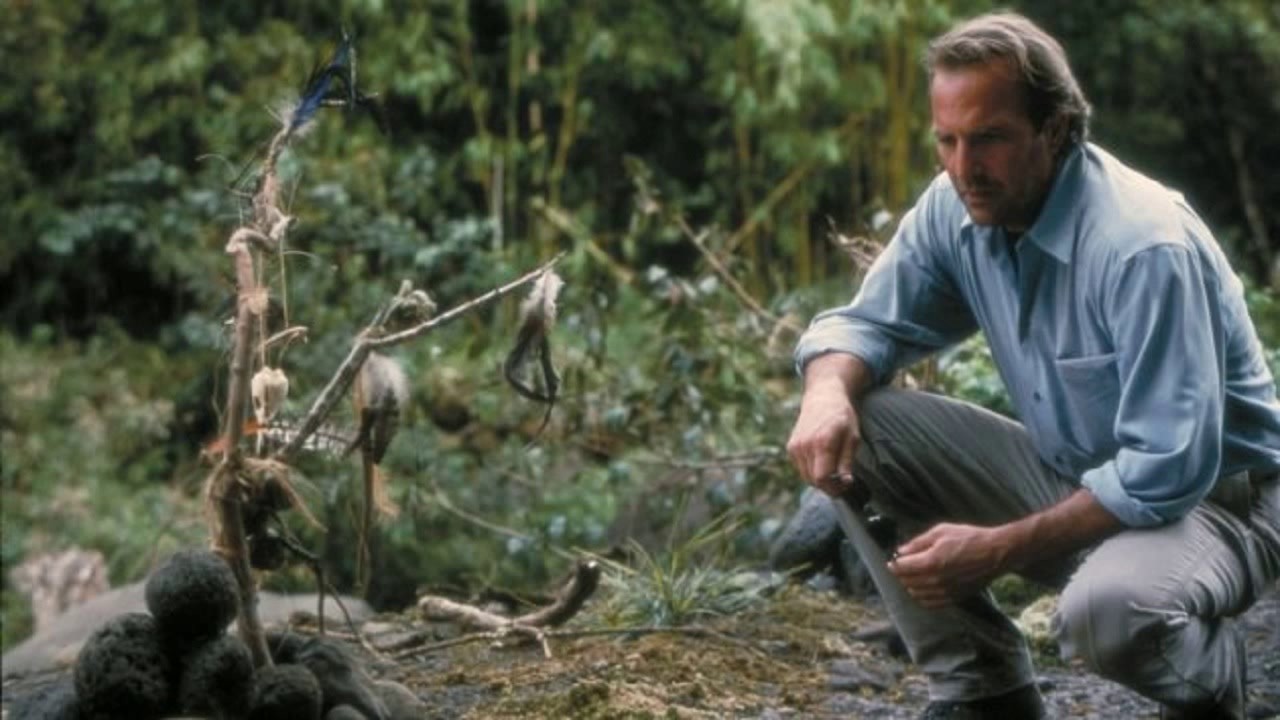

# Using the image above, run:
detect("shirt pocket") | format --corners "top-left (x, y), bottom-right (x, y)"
top-left (1053, 352), bottom-right (1122, 457)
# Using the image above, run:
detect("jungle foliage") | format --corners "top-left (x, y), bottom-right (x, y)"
top-left (2, 0), bottom-right (1277, 650)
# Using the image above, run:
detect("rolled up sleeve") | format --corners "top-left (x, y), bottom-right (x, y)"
top-left (1080, 245), bottom-right (1225, 526)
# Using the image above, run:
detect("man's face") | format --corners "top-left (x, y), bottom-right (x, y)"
top-left (930, 58), bottom-right (1062, 232)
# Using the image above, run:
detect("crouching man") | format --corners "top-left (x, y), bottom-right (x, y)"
top-left (786, 12), bottom-right (1280, 720)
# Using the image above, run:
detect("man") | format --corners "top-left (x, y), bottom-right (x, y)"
top-left (787, 12), bottom-right (1280, 720)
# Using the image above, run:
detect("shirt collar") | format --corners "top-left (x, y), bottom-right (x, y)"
top-left (958, 142), bottom-right (1087, 264)
top-left (1023, 143), bottom-right (1085, 264)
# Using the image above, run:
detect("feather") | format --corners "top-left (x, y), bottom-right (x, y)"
top-left (504, 271), bottom-right (564, 440)
top-left (289, 34), bottom-right (353, 132)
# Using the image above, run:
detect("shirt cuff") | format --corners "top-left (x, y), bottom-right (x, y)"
top-left (793, 317), bottom-right (896, 384)
top-left (1080, 463), bottom-right (1168, 528)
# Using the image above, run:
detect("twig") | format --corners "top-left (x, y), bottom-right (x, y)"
top-left (428, 485), bottom-right (580, 564)
top-left (258, 325), bottom-right (309, 355)
top-left (412, 560), bottom-right (600, 660)
top-left (392, 625), bottom-right (547, 659)
top-left (273, 254), bottom-right (565, 464)
top-left (512, 560), bottom-right (599, 627)
top-left (430, 487), bottom-right (535, 545)
top-left (418, 561), bottom-right (600, 631)
top-left (417, 595), bottom-right (512, 629)
top-left (675, 216), bottom-right (800, 333)
top-left (369, 253), bottom-right (567, 348)
top-left (275, 526), bottom-right (388, 661)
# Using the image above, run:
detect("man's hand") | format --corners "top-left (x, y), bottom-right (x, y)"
top-left (887, 490), bottom-right (1126, 609)
top-left (787, 385), bottom-right (860, 496)
top-left (787, 354), bottom-right (873, 497)
top-left (888, 523), bottom-right (1015, 608)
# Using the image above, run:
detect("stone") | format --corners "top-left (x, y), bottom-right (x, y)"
top-left (74, 612), bottom-right (172, 720)
top-left (769, 487), bottom-right (843, 576)
top-left (8, 675), bottom-right (81, 720)
top-left (293, 636), bottom-right (388, 720)
top-left (145, 549), bottom-right (239, 653)
top-left (249, 664), bottom-right (323, 720)
top-left (375, 679), bottom-right (429, 720)
top-left (176, 634), bottom-right (254, 718)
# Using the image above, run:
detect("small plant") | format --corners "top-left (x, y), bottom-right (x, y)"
top-left (595, 510), bottom-right (778, 627)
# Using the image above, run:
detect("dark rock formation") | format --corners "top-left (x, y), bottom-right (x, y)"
top-left (375, 679), bottom-right (429, 720)
top-left (73, 612), bottom-right (172, 720)
top-left (325, 704), bottom-right (369, 720)
top-left (294, 636), bottom-right (389, 720)
top-left (8, 675), bottom-right (81, 720)
top-left (266, 629), bottom-right (310, 665)
top-left (770, 486), bottom-right (843, 575)
top-left (249, 663), bottom-right (323, 720)
top-left (177, 633), bottom-right (255, 718)
top-left (145, 548), bottom-right (239, 653)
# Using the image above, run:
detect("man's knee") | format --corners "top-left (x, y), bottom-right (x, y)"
top-left (1056, 574), bottom-right (1168, 677)
top-left (855, 387), bottom-right (916, 436)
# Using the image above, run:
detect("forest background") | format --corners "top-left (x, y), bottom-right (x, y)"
top-left (3, 0), bottom-right (1278, 652)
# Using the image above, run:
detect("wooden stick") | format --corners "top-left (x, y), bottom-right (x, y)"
top-left (211, 233), bottom-right (273, 668)
top-left (368, 253), bottom-right (567, 348)
top-left (511, 560), bottom-right (600, 628)
top-left (417, 561), bottom-right (599, 631)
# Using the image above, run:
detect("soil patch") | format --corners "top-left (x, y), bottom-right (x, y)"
top-left (5, 583), bottom-right (1277, 719)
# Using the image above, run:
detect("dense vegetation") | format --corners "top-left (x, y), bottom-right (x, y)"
top-left (3, 0), bottom-right (1277, 651)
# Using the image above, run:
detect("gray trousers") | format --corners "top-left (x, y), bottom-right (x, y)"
top-left (850, 388), bottom-right (1280, 712)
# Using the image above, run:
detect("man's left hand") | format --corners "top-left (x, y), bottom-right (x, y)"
top-left (888, 523), bottom-right (1015, 609)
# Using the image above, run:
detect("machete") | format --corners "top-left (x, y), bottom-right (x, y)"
top-left (828, 475), bottom-right (986, 651)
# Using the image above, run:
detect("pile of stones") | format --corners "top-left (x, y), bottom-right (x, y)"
top-left (9, 548), bottom-right (419, 720)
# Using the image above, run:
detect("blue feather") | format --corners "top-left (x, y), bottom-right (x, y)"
top-left (290, 36), bottom-right (352, 132)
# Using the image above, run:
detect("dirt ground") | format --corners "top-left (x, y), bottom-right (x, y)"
top-left (366, 582), bottom-right (1279, 719)
top-left (4, 582), bottom-right (1277, 719)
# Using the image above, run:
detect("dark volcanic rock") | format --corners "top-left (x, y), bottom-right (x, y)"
top-left (8, 675), bottom-right (81, 720)
top-left (266, 630), bottom-right (309, 664)
top-left (145, 548), bottom-right (239, 652)
top-left (769, 487), bottom-right (843, 575)
top-left (73, 612), bottom-right (172, 720)
top-left (375, 679), bottom-right (429, 720)
top-left (178, 633), bottom-right (255, 718)
top-left (295, 636), bottom-right (389, 720)
top-left (249, 663), bottom-right (323, 720)
top-left (325, 704), bottom-right (368, 720)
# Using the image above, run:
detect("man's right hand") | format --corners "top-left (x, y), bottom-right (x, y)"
top-left (786, 353), bottom-right (870, 496)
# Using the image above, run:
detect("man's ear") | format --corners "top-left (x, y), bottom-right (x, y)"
top-left (1044, 114), bottom-right (1070, 153)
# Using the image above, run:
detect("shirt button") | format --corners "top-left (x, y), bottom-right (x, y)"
top-left (1033, 391), bottom-right (1042, 402)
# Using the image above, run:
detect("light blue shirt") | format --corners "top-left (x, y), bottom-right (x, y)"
top-left (796, 143), bottom-right (1280, 527)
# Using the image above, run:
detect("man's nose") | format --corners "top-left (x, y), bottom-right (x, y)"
top-left (952, 140), bottom-right (981, 183)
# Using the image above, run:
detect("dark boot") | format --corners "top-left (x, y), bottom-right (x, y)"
top-left (919, 683), bottom-right (1045, 720)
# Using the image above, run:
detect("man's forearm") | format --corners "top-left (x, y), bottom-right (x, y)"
top-left (802, 352), bottom-right (876, 404)
top-left (998, 489), bottom-right (1126, 570)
